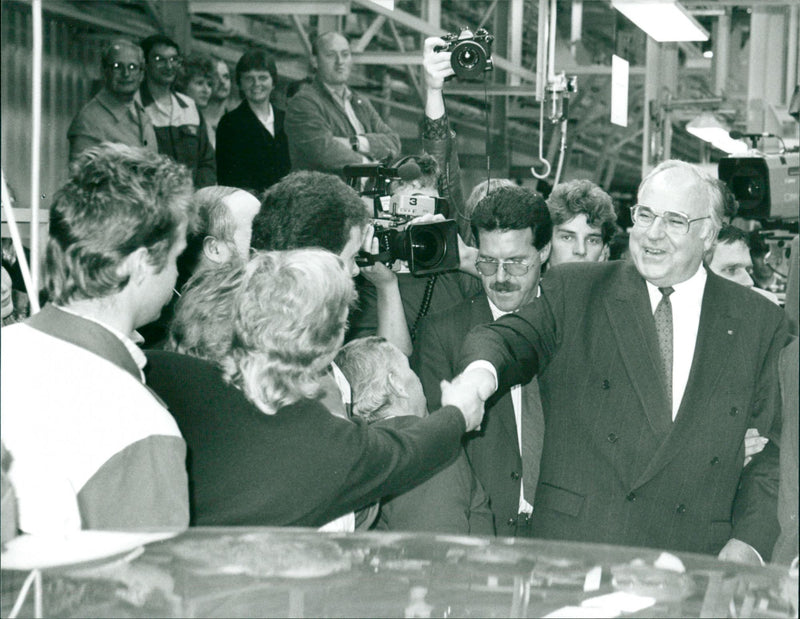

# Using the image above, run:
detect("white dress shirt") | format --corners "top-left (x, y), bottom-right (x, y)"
top-left (488, 297), bottom-right (535, 515)
top-left (644, 266), bottom-right (707, 420)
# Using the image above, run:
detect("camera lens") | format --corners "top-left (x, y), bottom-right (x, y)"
top-left (731, 174), bottom-right (765, 210)
top-left (455, 47), bottom-right (479, 70)
top-left (409, 226), bottom-right (445, 268)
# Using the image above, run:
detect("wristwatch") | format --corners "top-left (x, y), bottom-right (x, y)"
top-left (350, 135), bottom-right (359, 151)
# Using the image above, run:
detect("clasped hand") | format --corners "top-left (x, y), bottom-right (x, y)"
top-left (440, 367), bottom-right (496, 432)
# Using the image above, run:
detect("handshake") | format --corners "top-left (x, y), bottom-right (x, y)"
top-left (439, 366), bottom-right (497, 432)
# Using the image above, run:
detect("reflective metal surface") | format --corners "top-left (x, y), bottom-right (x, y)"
top-left (1, 527), bottom-right (796, 618)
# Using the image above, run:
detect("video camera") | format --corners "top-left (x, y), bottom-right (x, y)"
top-left (435, 27), bottom-right (494, 81)
top-left (342, 162), bottom-right (460, 276)
top-left (718, 152), bottom-right (799, 220)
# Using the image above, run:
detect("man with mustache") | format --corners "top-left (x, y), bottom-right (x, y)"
top-left (411, 186), bottom-right (552, 536)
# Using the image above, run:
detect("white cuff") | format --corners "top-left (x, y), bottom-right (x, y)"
top-left (463, 360), bottom-right (498, 392)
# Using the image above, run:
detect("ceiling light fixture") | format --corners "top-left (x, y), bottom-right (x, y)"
top-left (686, 112), bottom-right (748, 154)
top-left (611, 0), bottom-right (709, 42)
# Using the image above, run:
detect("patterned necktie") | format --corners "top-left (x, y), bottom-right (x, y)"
top-left (521, 379), bottom-right (545, 504)
top-left (654, 286), bottom-right (675, 412)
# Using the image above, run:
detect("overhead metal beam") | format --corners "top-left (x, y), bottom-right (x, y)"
top-left (190, 1), bottom-right (350, 15)
top-left (31, 0), bottom-right (153, 36)
top-left (353, 15), bottom-right (385, 52)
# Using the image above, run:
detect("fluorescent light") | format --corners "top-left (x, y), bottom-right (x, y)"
top-left (612, 0), bottom-right (709, 42)
top-left (686, 112), bottom-right (748, 154)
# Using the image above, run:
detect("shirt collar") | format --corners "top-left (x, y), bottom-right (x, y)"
top-left (96, 88), bottom-right (139, 121)
top-left (323, 83), bottom-right (351, 105)
top-left (53, 305), bottom-right (147, 378)
top-left (487, 286), bottom-right (542, 320)
top-left (644, 264), bottom-right (707, 309)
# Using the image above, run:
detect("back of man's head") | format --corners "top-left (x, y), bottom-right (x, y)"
top-left (46, 143), bottom-right (193, 305)
top-left (179, 185), bottom-right (243, 283)
top-left (251, 171), bottom-right (368, 254)
top-left (546, 179), bottom-right (617, 244)
top-left (471, 186), bottom-right (552, 250)
top-left (335, 336), bottom-right (423, 423)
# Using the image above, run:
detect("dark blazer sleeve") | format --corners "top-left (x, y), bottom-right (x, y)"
top-left (328, 407), bottom-right (467, 520)
top-left (375, 451), bottom-right (494, 535)
top-left (729, 312), bottom-right (789, 559)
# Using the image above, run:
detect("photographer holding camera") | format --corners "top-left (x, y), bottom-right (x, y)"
top-left (348, 37), bottom-right (484, 343)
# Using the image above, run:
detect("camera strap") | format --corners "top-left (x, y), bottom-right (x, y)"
top-left (410, 275), bottom-right (437, 342)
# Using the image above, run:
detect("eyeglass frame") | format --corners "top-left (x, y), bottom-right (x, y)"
top-left (474, 257), bottom-right (537, 277)
top-left (150, 53), bottom-right (183, 67)
top-left (108, 61), bottom-right (142, 75)
top-left (630, 204), bottom-right (710, 236)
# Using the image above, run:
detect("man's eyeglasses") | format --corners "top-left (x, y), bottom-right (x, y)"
top-left (109, 62), bottom-right (142, 74)
top-left (630, 205), bottom-right (710, 236)
top-left (474, 258), bottom-right (535, 276)
top-left (152, 54), bottom-right (183, 67)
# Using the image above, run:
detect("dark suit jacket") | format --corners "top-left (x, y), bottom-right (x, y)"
top-left (460, 261), bottom-right (786, 558)
top-left (412, 293), bottom-right (543, 536)
top-left (145, 351), bottom-right (466, 528)
top-left (375, 450), bottom-right (494, 536)
top-left (773, 336), bottom-right (798, 564)
top-left (216, 101), bottom-right (291, 194)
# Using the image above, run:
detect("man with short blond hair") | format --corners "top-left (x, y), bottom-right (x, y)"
top-left (1, 143), bottom-right (192, 534)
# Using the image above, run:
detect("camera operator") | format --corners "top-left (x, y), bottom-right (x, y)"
top-left (348, 38), bottom-right (483, 343)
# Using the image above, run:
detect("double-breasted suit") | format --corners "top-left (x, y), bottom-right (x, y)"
top-left (460, 260), bottom-right (785, 557)
top-left (412, 293), bottom-right (545, 537)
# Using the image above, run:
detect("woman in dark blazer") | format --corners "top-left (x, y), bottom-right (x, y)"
top-left (216, 49), bottom-right (290, 194)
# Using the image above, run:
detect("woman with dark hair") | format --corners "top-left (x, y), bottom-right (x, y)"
top-left (175, 53), bottom-right (216, 145)
top-left (215, 49), bottom-right (290, 194)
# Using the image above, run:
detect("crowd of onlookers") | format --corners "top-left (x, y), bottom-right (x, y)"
top-left (1, 31), bottom-right (797, 572)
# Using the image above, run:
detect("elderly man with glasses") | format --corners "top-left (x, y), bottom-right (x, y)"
top-left (412, 186), bottom-right (552, 538)
top-left (139, 34), bottom-right (216, 188)
top-left (68, 38), bottom-right (158, 162)
top-left (454, 160), bottom-right (788, 564)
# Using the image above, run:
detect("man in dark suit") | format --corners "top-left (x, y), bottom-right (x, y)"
top-left (457, 160), bottom-right (786, 563)
top-left (412, 186), bottom-right (552, 537)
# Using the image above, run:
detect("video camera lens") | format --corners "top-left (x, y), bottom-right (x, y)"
top-left (369, 220), bottom-right (461, 276)
top-left (409, 225), bottom-right (446, 269)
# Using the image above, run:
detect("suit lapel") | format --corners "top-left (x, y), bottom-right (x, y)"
top-left (604, 265), bottom-right (673, 442)
top-left (470, 296), bottom-right (520, 450)
top-left (633, 271), bottom-right (741, 486)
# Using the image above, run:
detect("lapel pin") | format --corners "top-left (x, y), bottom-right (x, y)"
top-left (727, 329), bottom-right (734, 335)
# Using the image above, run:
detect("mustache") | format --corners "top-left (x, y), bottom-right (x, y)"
top-left (490, 282), bottom-right (520, 293)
